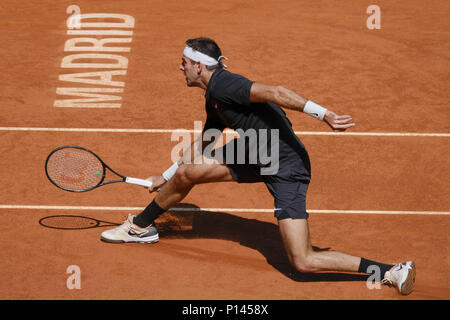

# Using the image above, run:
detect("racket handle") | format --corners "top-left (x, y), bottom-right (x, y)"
top-left (125, 177), bottom-right (153, 188)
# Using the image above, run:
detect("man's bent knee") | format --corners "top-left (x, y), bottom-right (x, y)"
top-left (173, 163), bottom-right (233, 186)
top-left (291, 255), bottom-right (318, 273)
top-left (173, 164), bottom-right (195, 187)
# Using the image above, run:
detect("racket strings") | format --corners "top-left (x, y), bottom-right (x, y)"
top-left (46, 148), bottom-right (103, 191)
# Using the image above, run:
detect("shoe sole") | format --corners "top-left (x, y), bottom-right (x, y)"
top-left (400, 261), bottom-right (416, 295)
top-left (100, 234), bottom-right (159, 244)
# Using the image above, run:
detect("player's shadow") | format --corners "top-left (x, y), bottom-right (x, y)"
top-left (159, 203), bottom-right (370, 283)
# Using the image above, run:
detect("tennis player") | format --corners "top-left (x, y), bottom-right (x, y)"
top-left (102, 37), bottom-right (416, 295)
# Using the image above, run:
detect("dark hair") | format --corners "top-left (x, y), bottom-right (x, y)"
top-left (185, 37), bottom-right (223, 70)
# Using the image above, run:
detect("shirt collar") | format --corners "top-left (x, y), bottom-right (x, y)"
top-left (205, 69), bottom-right (224, 100)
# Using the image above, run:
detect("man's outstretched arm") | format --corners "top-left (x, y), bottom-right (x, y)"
top-left (249, 82), bottom-right (355, 131)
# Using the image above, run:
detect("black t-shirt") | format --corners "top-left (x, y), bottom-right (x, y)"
top-left (204, 69), bottom-right (311, 182)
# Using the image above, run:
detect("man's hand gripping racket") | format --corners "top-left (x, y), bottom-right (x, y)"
top-left (323, 110), bottom-right (355, 132)
top-left (45, 146), bottom-right (153, 192)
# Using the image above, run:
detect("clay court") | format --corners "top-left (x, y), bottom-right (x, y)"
top-left (1, 0), bottom-right (449, 301)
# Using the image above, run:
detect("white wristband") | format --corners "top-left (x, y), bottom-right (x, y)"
top-left (303, 100), bottom-right (327, 120)
top-left (162, 162), bottom-right (179, 181)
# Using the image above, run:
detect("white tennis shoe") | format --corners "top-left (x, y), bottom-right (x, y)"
top-left (382, 261), bottom-right (416, 295)
top-left (101, 214), bottom-right (159, 244)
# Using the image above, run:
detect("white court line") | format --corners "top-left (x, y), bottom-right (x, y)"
top-left (0, 205), bottom-right (449, 215)
top-left (0, 127), bottom-right (449, 137)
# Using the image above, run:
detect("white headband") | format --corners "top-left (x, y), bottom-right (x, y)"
top-left (183, 45), bottom-right (228, 68)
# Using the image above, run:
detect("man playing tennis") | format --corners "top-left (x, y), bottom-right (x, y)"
top-left (102, 37), bottom-right (416, 295)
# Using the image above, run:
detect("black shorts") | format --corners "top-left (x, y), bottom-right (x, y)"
top-left (214, 141), bottom-right (310, 221)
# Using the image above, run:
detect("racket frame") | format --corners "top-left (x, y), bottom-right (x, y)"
top-left (45, 145), bottom-right (130, 192)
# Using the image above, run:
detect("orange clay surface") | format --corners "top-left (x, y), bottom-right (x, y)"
top-left (0, 0), bottom-right (449, 299)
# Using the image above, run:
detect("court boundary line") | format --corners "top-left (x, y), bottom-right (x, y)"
top-left (1, 127), bottom-right (449, 137)
top-left (1, 205), bottom-right (449, 215)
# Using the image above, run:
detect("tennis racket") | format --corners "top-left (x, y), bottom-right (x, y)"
top-left (45, 145), bottom-right (152, 192)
